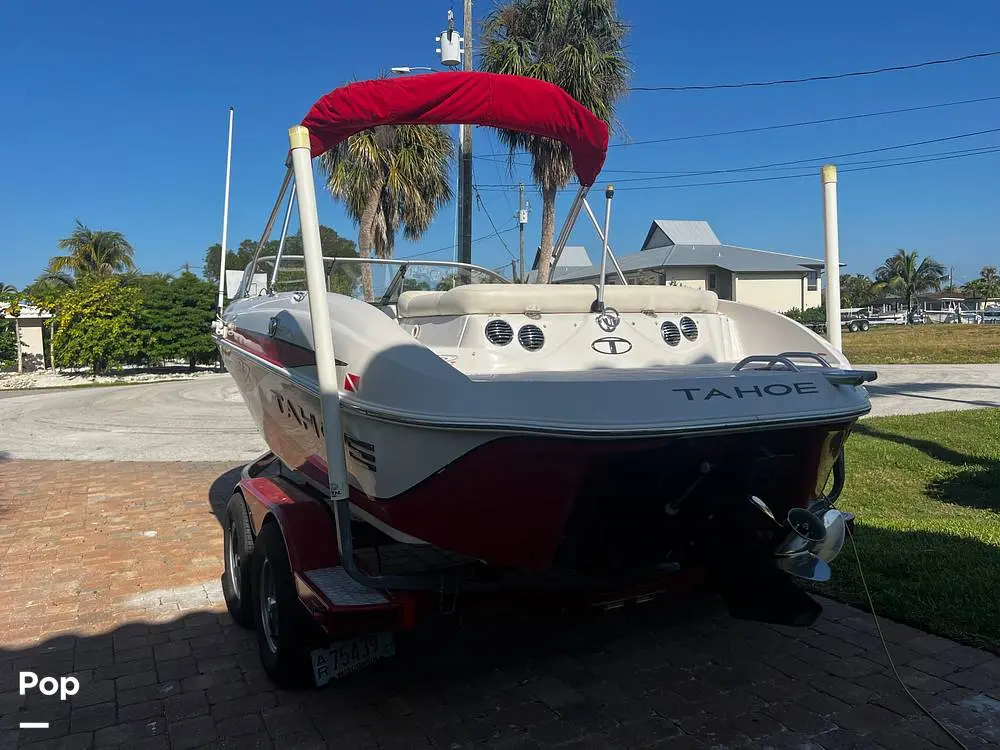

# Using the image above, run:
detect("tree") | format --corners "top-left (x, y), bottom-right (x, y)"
top-left (49, 220), bottom-right (136, 277)
top-left (131, 272), bottom-right (218, 370)
top-left (784, 306), bottom-right (826, 324)
top-left (276, 226), bottom-right (361, 296)
top-left (402, 278), bottom-right (432, 292)
top-left (0, 284), bottom-right (19, 370)
top-left (22, 271), bottom-right (76, 312)
top-left (0, 321), bottom-right (16, 370)
top-left (167, 272), bottom-right (218, 369)
top-left (203, 239), bottom-right (258, 285)
top-left (52, 276), bottom-right (148, 375)
top-left (205, 227), bottom-right (360, 297)
top-left (481, 0), bottom-right (631, 283)
top-left (874, 249), bottom-right (947, 318)
top-left (840, 274), bottom-right (884, 308)
top-left (131, 273), bottom-right (176, 366)
top-left (975, 266), bottom-right (1000, 301)
top-left (319, 112), bottom-right (454, 300)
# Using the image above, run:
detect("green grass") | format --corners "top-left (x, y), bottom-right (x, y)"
top-left (814, 408), bottom-right (1000, 652)
top-left (842, 324), bottom-right (1000, 364)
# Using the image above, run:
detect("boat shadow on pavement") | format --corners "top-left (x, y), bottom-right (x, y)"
top-left (207, 464), bottom-right (245, 528)
top-left (3, 579), bottom-right (1000, 749)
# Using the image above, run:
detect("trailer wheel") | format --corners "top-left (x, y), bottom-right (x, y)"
top-left (251, 521), bottom-right (319, 688)
top-left (221, 493), bottom-right (255, 629)
top-left (848, 321), bottom-right (860, 332)
top-left (860, 320), bottom-right (870, 332)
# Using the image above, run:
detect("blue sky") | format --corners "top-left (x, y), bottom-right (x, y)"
top-left (2, 0), bottom-right (999, 289)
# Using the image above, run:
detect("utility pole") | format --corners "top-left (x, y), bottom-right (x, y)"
top-left (458, 0), bottom-right (473, 267)
top-left (518, 182), bottom-right (527, 282)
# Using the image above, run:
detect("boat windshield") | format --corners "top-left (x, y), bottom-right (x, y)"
top-left (239, 255), bottom-right (510, 305)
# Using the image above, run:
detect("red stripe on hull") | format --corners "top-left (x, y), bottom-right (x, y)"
top-left (226, 327), bottom-right (317, 368)
top-left (344, 424), bottom-right (848, 572)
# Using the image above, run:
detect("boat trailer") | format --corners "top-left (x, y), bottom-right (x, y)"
top-left (222, 451), bottom-right (719, 688)
top-left (221, 444), bottom-right (854, 689)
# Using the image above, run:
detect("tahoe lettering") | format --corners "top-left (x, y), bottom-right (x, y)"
top-left (673, 381), bottom-right (820, 401)
top-left (271, 390), bottom-right (324, 438)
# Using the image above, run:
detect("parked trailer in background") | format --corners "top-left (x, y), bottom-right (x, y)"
top-left (804, 308), bottom-right (872, 334)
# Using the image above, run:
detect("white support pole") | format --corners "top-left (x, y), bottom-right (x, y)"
top-left (594, 185), bottom-right (614, 311)
top-left (821, 164), bottom-right (842, 351)
top-left (217, 107), bottom-right (235, 313)
top-left (583, 198), bottom-right (628, 285)
top-left (288, 126), bottom-right (350, 501)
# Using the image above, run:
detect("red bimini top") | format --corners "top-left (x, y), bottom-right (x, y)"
top-left (300, 71), bottom-right (609, 187)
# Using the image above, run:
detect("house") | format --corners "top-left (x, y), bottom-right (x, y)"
top-left (1, 303), bottom-right (53, 372)
top-left (541, 220), bottom-right (827, 314)
top-left (525, 245), bottom-right (593, 279)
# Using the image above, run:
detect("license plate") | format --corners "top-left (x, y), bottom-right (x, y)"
top-left (311, 632), bottom-right (395, 687)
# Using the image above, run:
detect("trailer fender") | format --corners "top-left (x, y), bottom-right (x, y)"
top-left (238, 476), bottom-right (340, 573)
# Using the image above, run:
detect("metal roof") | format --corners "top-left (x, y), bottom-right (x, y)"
top-left (532, 245), bottom-right (591, 270)
top-left (644, 220), bottom-right (721, 248)
top-left (550, 243), bottom-right (826, 282)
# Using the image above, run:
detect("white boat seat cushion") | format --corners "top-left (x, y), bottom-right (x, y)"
top-left (397, 283), bottom-right (718, 317)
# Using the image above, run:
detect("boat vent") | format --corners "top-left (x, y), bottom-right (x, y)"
top-left (518, 324), bottom-right (545, 351)
top-left (485, 319), bottom-right (513, 346)
top-left (679, 316), bottom-right (698, 341)
top-left (660, 321), bottom-right (681, 346)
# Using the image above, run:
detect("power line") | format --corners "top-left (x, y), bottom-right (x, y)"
top-left (471, 145), bottom-right (1000, 194)
top-left (629, 49), bottom-right (1000, 92)
top-left (597, 128), bottom-right (1000, 184)
top-left (609, 144), bottom-right (1000, 180)
top-left (609, 94), bottom-right (1000, 149)
top-left (397, 223), bottom-right (519, 260)
top-left (472, 126), bottom-right (1000, 188)
top-left (611, 146), bottom-right (1000, 192)
top-left (474, 186), bottom-right (517, 262)
top-left (471, 93), bottom-right (1000, 175)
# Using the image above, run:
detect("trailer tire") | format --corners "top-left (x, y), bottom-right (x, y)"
top-left (222, 492), bottom-right (255, 629)
top-left (860, 320), bottom-right (870, 331)
top-left (848, 321), bottom-right (860, 332)
top-left (252, 521), bottom-right (319, 688)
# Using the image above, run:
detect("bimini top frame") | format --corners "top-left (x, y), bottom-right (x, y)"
top-left (239, 71), bottom-right (622, 300)
top-left (282, 71), bottom-right (619, 593)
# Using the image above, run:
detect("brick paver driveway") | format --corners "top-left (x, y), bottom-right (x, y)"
top-left (1, 460), bottom-right (998, 749)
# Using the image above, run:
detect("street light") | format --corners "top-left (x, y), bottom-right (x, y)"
top-left (390, 66), bottom-right (434, 74)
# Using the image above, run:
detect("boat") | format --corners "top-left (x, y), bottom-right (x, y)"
top-left (214, 71), bottom-right (876, 629)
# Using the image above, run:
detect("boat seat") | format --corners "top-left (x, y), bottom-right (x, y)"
top-left (604, 285), bottom-right (718, 314)
top-left (397, 283), bottom-right (718, 317)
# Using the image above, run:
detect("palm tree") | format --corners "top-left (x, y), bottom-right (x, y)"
top-left (481, 0), bottom-right (631, 283)
top-left (319, 120), bottom-right (454, 300)
top-left (874, 249), bottom-right (947, 319)
top-left (979, 265), bottom-right (1000, 300)
top-left (49, 220), bottom-right (137, 277)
